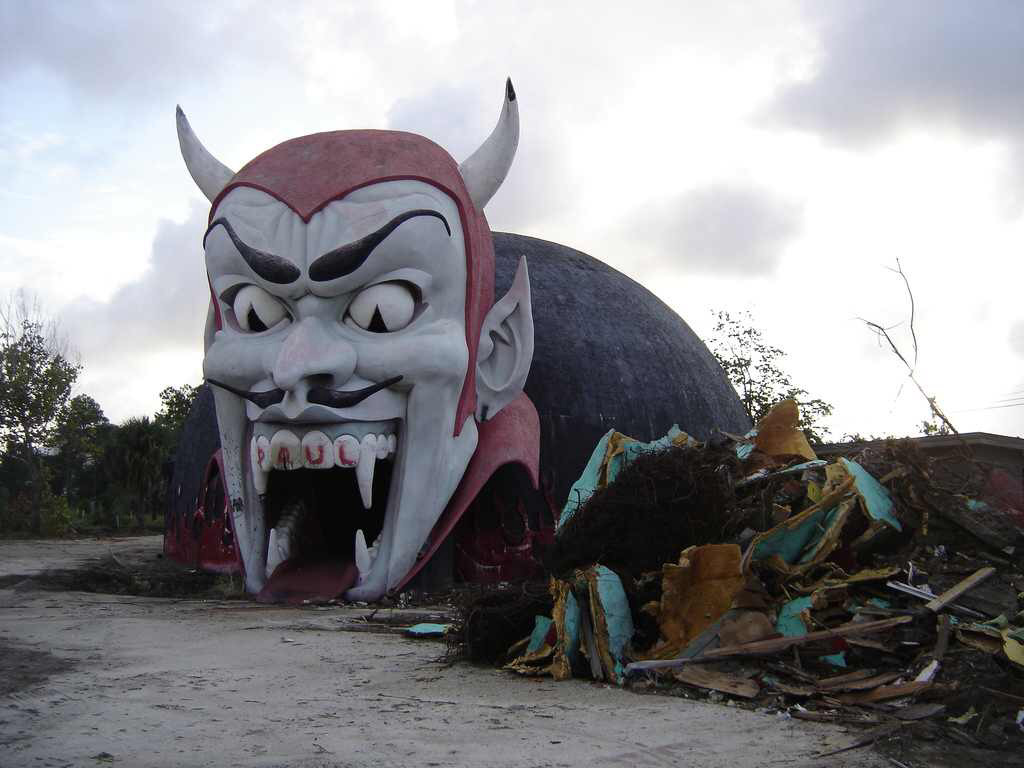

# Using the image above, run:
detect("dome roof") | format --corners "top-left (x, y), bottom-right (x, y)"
top-left (493, 232), bottom-right (750, 502)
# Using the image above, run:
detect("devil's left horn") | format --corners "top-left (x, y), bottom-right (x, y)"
top-left (458, 78), bottom-right (519, 209)
top-left (176, 106), bottom-right (235, 202)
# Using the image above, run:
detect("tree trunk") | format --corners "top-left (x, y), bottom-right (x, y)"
top-left (21, 426), bottom-right (41, 535)
top-left (135, 490), bottom-right (145, 529)
top-left (64, 459), bottom-right (74, 510)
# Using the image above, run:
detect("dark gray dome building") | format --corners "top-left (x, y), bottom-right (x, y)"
top-left (493, 232), bottom-right (749, 505)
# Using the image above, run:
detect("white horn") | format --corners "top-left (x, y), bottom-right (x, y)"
top-left (176, 106), bottom-right (235, 202)
top-left (459, 78), bottom-right (519, 209)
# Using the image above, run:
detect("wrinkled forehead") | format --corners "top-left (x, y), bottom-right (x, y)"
top-left (205, 180), bottom-right (466, 293)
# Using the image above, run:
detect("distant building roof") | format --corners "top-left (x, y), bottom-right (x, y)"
top-left (817, 431), bottom-right (1024, 457)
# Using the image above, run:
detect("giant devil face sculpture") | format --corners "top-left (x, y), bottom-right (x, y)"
top-left (177, 81), bottom-right (535, 602)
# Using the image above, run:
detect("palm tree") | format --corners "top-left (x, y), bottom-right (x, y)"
top-left (104, 417), bottom-right (164, 528)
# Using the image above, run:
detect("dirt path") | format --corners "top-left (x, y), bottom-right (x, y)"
top-left (0, 536), bottom-right (887, 767)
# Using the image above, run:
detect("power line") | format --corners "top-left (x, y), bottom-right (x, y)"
top-left (992, 396), bottom-right (1024, 405)
top-left (949, 395), bottom-right (1024, 412)
top-left (953, 401), bottom-right (1024, 414)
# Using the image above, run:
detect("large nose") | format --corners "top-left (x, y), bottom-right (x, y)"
top-left (271, 316), bottom-right (356, 392)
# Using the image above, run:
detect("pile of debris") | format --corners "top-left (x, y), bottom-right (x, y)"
top-left (453, 400), bottom-right (1024, 761)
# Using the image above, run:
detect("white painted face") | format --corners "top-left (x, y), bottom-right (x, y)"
top-left (179, 84), bottom-right (529, 601)
top-left (203, 181), bottom-right (479, 600)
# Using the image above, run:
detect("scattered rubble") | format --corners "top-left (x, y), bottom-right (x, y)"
top-left (449, 400), bottom-right (1024, 765)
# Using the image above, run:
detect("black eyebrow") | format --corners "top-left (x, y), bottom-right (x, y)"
top-left (308, 209), bottom-right (451, 282)
top-left (205, 218), bottom-right (301, 285)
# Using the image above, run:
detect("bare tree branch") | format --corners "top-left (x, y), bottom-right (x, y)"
top-left (859, 285), bottom-right (958, 437)
top-left (885, 258), bottom-right (918, 369)
top-left (0, 289), bottom-right (77, 364)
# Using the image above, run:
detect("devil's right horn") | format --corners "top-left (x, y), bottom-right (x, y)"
top-left (458, 78), bottom-right (520, 210)
top-left (176, 106), bottom-right (235, 202)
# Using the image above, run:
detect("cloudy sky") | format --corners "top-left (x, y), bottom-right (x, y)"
top-left (2, 0), bottom-right (1023, 439)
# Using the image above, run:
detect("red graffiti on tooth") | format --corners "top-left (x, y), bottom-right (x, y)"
top-left (305, 445), bottom-right (325, 465)
top-left (276, 447), bottom-right (292, 467)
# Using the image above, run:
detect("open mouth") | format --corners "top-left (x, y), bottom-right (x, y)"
top-left (249, 420), bottom-right (398, 603)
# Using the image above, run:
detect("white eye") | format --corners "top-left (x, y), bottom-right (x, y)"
top-left (232, 285), bottom-right (290, 333)
top-left (345, 282), bottom-right (417, 333)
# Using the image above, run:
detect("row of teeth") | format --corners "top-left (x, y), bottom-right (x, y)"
top-left (264, 512), bottom-right (380, 582)
top-left (260, 518), bottom-right (380, 581)
top-left (265, 508), bottom-right (300, 580)
top-left (249, 430), bottom-right (396, 508)
top-left (354, 529), bottom-right (378, 586)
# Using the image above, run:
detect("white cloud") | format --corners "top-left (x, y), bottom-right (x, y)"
top-left (1011, 320), bottom-right (1024, 359)
top-left (0, 0), bottom-right (1021, 441)
top-left (766, 0), bottom-right (1024, 199)
top-left (60, 206), bottom-right (209, 421)
top-left (769, 1), bottom-right (1024, 139)
top-left (630, 184), bottom-right (802, 276)
top-left (0, 2), bottom-right (302, 104)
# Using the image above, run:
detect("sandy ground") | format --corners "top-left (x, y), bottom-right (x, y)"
top-left (0, 536), bottom-right (889, 768)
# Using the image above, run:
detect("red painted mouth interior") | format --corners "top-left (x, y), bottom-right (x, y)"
top-left (256, 464), bottom-right (391, 604)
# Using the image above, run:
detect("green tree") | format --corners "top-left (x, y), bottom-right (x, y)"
top-left (155, 383), bottom-right (198, 446)
top-left (52, 394), bottom-right (110, 507)
top-left (708, 310), bottom-right (833, 443)
top-left (0, 293), bottom-right (80, 532)
top-left (102, 416), bottom-right (165, 528)
top-left (919, 419), bottom-right (952, 436)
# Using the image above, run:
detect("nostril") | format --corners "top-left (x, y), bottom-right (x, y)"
top-left (306, 373), bottom-right (334, 389)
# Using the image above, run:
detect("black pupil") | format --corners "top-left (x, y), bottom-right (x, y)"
top-left (367, 306), bottom-right (388, 333)
top-left (247, 306), bottom-right (268, 332)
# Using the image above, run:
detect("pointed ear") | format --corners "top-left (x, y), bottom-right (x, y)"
top-left (475, 256), bottom-right (534, 421)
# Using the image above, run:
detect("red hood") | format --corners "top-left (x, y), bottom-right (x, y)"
top-left (392, 392), bottom-right (540, 593)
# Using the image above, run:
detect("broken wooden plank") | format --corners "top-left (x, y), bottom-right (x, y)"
top-left (978, 686), bottom-right (1024, 705)
top-left (819, 670), bottom-right (903, 692)
top-left (836, 680), bottom-right (933, 705)
top-left (887, 580), bottom-right (987, 619)
top-left (924, 567), bottom-right (995, 614)
top-left (766, 661), bottom-right (817, 684)
top-left (699, 615), bottom-right (913, 660)
top-left (846, 635), bottom-right (899, 652)
top-left (895, 702), bottom-right (946, 721)
top-left (623, 615), bottom-right (912, 675)
top-left (934, 614), bottom-right (952, 660)
top-left (767, 679), bottom-right (816, 697)
top-left (816, 668), bottom-right (879, 689)
top-left (672, 665), bottom-right (760, 699)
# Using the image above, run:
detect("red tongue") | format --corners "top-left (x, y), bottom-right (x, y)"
top-left (256, 559), bottom-right (358, 605)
